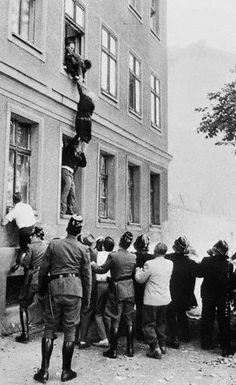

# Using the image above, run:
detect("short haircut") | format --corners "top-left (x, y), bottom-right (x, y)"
top-left (104, 236), bottom-right (115, 252)
top-left (84, 59), bottom-right (92, 69)
top-left (13, 192), bottom-right (22, 204)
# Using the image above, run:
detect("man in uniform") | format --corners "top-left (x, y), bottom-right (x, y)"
top-left (34, 215), bottom-right (91, 383)
top-left (91, 231), bottom-right (136, 359)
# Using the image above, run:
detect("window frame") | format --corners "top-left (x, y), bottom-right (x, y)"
top-left (8, 0), bottom-right (47, 60)
top-left (2, 103), bottom-right (44, 219)
top-left (64, 0), bottom-right (86, 60)
top-left (128, 50), bottom-right (142, 118)
top-left (100, 24), bottom-right (118, 102)
top-left (97, 144), bottom-right (117, 228)
top-left (149, 167), bottom-right (162, 227)
top-left (126, 157), bottom-right (142, 227)
top-left (150, 73), bottom-right (161, 131)
top-left (150, 0), bottom-right (160, 38)
top-left (128, 0), bottom-right (142, 22)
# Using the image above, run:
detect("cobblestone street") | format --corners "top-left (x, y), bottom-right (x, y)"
top-left (0, 330), bottom-right (236, 385)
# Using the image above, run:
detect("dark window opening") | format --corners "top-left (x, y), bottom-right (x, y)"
top-left (6, 275), bottom-right (24, 307)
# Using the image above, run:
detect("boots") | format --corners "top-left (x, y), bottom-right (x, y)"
top-left (34, 338), bottom-right (53, 383)
top-left (61, 341), bottom-right (77, 382)
top-left (103, 327), bottom-right (118, 359)
top-left (126, 325), bottom-right (134, 357)
top-left (15, 308), bottom-right (29, 343)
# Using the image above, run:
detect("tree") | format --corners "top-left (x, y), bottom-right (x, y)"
top-left (195, 75), bottom-right (236, 151)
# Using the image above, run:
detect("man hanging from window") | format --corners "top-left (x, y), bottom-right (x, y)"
top-left (64, 40), bottom-right (92, 82)
top-left (61, 135), bottom-right (87, 217)
top-left (75, 81), bottom-right (96, 155)
top-left (1, 192), bottom-right (36, 270)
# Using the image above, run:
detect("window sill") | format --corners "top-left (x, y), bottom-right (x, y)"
top-left (9, 33), bottom-right (45, 62)
top-left (151, 123), bottom-right (162, 135)
top-left (150, 29), bottom-right (161, 42)
top-left (100, 90), bottom-right (119, 108)
top-left (149, 224), bottom-right (162, 230)
top-left (97, 218), bottom-right (116, 228)
top-left (127, 222), bottom-right (141, 229)
top-left (128, 108), bottom-right (143, 124)
top-left (128, 5), bottom-right (142, 23)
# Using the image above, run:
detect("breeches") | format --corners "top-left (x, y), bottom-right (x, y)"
top-left (43, 295), bottom-right (81, 342)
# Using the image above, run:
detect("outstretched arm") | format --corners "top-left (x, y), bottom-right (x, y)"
top-left (77, 81), bottom-right (83, 97)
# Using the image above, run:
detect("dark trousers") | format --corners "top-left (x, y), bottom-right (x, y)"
top-left (201, 296), bottom-right (231, 350)
top-left (142, 304), bottom-right (167, 348)
top-left (61, 168), bottom-right (75, 215)
top-left (166, 301), bottom-right (190, 341)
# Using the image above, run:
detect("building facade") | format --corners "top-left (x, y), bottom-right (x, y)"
top-left (0, 0), bottom-right (170, 331)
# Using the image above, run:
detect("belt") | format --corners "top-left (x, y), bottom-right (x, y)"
top-left (112, 275), bottom-right (133, 282)
top-left (50, 273), bottom-right (79, 281)
top-left (62, 166), bottom-right (74, 174)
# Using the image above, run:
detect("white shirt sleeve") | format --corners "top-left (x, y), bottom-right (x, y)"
top-left (135, 262), bottom-right (151, 284)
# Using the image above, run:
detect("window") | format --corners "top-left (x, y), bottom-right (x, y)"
top-left (151, 74), bottom-right (161, 129)
top-left (150, 172), bottom-right (160, 225)
top-left (129, 52), bottom-right (142, 115)
top-left (150, 0), bottom-right (160, 36)
top-left (65, 0), bottom-right (85, 56)
top-left (127, 164), bottom-right (140, 224)
top-left (11, 0), bottom-right (43, 47)
top-left (101, 26), bottom-right (118, 99)
top-left (7, 119), bottom-right (31, 208)
top-left (98, 153), bottom-right (115, 220)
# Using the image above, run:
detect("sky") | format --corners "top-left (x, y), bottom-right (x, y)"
top-left (167, 0), bottom-right (236, 53)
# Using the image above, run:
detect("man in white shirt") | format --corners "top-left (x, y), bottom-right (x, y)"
top-left (135, 242), bottom-right (173, 359)
top-left (1, 192), bottom-right (36, 265)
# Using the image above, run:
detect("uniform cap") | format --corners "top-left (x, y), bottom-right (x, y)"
top-left (66, 214), bottom-right (83, 235)
top-left (120, 231), bottom-right (133, 248)
top-left (80, 233), bottom-right (95, 246)
top-left (212, 240), bottom-right (228, 256)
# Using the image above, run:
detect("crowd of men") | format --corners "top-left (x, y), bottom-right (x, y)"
top-left (2, 193), bottom-right (236, 384)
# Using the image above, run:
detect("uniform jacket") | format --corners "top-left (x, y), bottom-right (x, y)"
top-left (196, 255), bottom-right (234, 301)
top-left (135, 256), bottom-right (173, 306)
top-left (39, 235), bottom-right (92, 306)
top-left (21, 239), bottom-right (47, 286)
top-left (165, 252), bottom-right (197, 307)
top-left (93, 248), bottom-right (136, 300)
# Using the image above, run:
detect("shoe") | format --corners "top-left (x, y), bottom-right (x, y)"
top-left (78, 341), bottom-right (90, 349)
top-left (167, 338), bottom-right (179, 349)
top-left (93, 339), bottom-right (109, 347)
top-left (33, 369), bottom-right (49, 383)
top-left (160, 345), bottom-right (166, 354)
top-left (15, 333), bottom-right (29, 343)
top-left (222, 348), bottom-right (234, 357)
top-left (103, 348), bottom-right (117, 359)
top-left (146, 347), bottom-right (162, 359)
top-left (61, 369), bottom-right (77, 382)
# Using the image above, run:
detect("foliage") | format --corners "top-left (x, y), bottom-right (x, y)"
top-left (195, 77), bottom-right (236, 150)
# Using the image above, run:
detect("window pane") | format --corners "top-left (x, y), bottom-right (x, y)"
top-left (102, 28), bottom-right (108, 49)
top-left (151, 92), bottom-right (155, 123)
top-left (135, 60), bottom-right (140, 77)
top-left (7, 150), bottom-right (15, 207)
top-left (75, 4), bottom-right (84, 28)
top-left (109, 58), bottom-right (116, 96)
top-left (16, 154), bottom-right (30, 202)
top-left (129, 73), bottom-right (135, 109)
top-left (129, 54), bottom-right (134, 71)
top-left (110, 36), bottom-right (116, 56)
top-left (135, 79), bottom-right (140, 113)
top-left (151, 75), bottom-right (155, 90)
top-left (155, 78), bottom-right (160, 94)
top-left (21, 0), bottom-right (30, 40)
top-left (12, 0), bottom-right (20, 34)
top-left (10, 121), bottom-right (15, 145)
top-left (65, 0), bottom-right (74, 18)
top-left (101, 52), bottom-right (108, 91)
top-left (155, 96), bottom-right (160, 126)
top-left (128, 167), bottom-right (134, 222)
top-left (16, 124), bottom-right (29, 149)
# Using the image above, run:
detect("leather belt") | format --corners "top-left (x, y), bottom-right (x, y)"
top-left (50, 273), bottom-right (79, 281)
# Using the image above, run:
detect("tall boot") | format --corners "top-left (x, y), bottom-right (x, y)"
top-left (103, 327), bottom-right (118, 359)
top-left (61, 341), bottom-right (77, 382)
top-left (34, 338), bottom-right (53, 383)
top-left (15, 308), bottom-right (29, 343)
top-left (126, 325), bottom-right (134, 357)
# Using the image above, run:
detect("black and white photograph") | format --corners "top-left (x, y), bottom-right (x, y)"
top-left (0, 0), bottom-right (236, 384)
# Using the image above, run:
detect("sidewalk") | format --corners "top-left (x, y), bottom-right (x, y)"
top-left (0, 331), bottom-right (236, 385)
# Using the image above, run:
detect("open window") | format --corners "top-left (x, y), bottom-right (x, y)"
top-left (98, 151), bottom-right (116, 222)
top-left (127, 163), bottom-right (140, 224)
top-left (64, 0), bottom-right (85, 58)
top-left (150, 172), bottom-right (161, 225)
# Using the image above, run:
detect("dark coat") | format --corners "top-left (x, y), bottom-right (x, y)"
top-left (196, 255), bottom-right (233, 301)
top-left (165, 252), bottom-right (197, 308)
